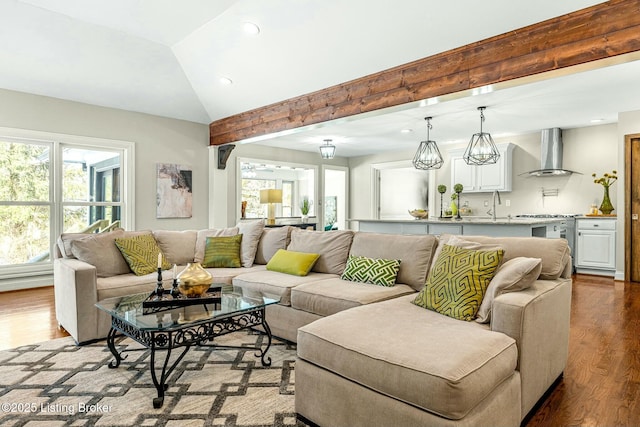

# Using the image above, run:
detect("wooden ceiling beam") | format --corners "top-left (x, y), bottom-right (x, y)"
top-left (209, 0), bottom-right (640, 146)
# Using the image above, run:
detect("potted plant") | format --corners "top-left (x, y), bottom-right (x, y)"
top-left (300, 197), bottom-right (312, 222)
top-left (592, 170), bottom-right (617, 215)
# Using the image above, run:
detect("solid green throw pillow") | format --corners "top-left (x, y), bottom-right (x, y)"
top-left (266, 249), bottom-right (320, 276)
top-left (341, 255), bottom-right (401, 287)
top-left (413, 244), bottom-right (504, 321)
top-left (114, 233), bottom-right (171, 276)
top-left (202, 234), bottom-right (243, 268)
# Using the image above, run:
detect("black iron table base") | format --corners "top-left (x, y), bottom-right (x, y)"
top-left (106, 308), bottom-right (273, 408)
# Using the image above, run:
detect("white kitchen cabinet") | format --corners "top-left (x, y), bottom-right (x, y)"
top-left (575, 218), bottom-right (616, 273)
top-left (449, 143), bottom-right (514, 193)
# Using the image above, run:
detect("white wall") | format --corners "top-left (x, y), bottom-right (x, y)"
top-left (0, 88), bottom-right (210, 231)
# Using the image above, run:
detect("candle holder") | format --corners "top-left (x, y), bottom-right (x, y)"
top-left (155, 268), bottom-right (164, 298)
top-left (170, 277), bottom-right (180, 299)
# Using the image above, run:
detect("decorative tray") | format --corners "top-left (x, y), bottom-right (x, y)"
top-left (142, 286), bottom-right (222, 314)
top-left (584, 214), bottom-right (617, 217)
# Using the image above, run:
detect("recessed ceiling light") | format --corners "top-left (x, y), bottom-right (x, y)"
top-left (243, 22), bottom-right (260, 35)
top-left (219, 77), bottom-right (233, 85)
top-left (590, 118), bottom-right (604, 123)
top-left (400, 129), bottom-right (413, 133)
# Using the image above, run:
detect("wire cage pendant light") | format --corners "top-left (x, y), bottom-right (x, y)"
top-left (412, 117), bottom-right (443, 170)
top-left (463, 106), bottom-right (500, 166)
top-left (319, 139), bottom-right (336, 159)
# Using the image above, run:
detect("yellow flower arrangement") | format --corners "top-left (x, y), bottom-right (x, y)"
top-left (592, 170), bottom-right (618, 188)
top-left (592, 170), bottom-right (617, 215)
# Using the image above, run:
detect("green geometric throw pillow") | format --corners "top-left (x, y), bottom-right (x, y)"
top-left (202, 234), bottom-right (243, 268)
top-left (412, 244), bottom-right (503, 321)
top-left (341, 255), bottom-right (401, 287)
top-left (114, 233), bottom-right (172, 276)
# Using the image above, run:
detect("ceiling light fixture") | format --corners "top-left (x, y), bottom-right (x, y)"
top-left (412, 117), bottom-right (443, 170)
top-left (319, 139), bottom-right (336, 159)
top-left (590, 118), bottom-right (604, 124)
top-left (463, 106), bottom-right (500, 166)
top-left (243, 22), bottom-right (260, 35)
top-left (219, 77), bottom-right (233, 85)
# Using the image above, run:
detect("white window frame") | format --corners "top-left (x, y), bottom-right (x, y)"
top-left (0, 126), bottom-right (135, 280)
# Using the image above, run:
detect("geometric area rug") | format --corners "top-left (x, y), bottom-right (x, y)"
top-left (0, 331), bottom-right (309, 426)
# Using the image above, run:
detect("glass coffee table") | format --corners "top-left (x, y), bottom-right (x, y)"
top-left (96, 284), bottom-right (280, 408)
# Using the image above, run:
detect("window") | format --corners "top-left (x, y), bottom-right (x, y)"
top-left (241, 178), bottom-right (276, 218)
top-left (0, 128), bottom-right (133, 275)
top-left (282, 180), bottom-right (293, 217)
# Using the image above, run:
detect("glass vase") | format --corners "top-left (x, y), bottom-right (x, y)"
top-left (599, 186), bottom-right (614, 215)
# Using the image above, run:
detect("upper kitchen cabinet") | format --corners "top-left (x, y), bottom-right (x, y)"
top-left (450, 143), bottom-right (514, 193)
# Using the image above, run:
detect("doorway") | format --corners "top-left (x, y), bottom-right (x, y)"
top-left (625, 134), bottom-right (640, 282)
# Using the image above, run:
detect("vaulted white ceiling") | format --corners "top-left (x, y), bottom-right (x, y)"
top-left (4, 0), bottom-right (639, 157)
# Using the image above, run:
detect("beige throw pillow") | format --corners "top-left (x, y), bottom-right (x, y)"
top-left (194, 227), bottom-right (239, 263)
top-left (70, 230), bottom-right (147, 277)
top-left (287, 229), bottom-right (354, 275)
top-left (153, 230), bottom-right (198, 265)
top-left (475, 257), bottom-right (542, 324)
top-left (254, 226), bottom-right (291, 265)
top-left (236, 219), bottom-right (265, 267)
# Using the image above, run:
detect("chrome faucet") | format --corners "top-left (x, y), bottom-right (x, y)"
top-left (487, 190), bottom-right (501, 220)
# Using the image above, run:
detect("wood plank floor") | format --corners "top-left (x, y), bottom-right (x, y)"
top-left (0, 275), bottom-right (637, 425)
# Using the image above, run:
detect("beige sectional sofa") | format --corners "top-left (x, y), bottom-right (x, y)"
top-left (53, 222), bottom-right (572, 427)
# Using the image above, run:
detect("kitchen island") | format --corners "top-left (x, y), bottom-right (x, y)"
top-left (350, 217), bottom-right (566, 238)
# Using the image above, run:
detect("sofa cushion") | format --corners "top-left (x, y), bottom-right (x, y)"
top-left (232, 270), bottom-right (337, 306)
top-left (254, 226), bottom-right (291, 265)
top-left (236, 219), bottom-right (265, 267)
top-left (349, 232), bottom-right (438, 291)
top-left (266, 249), bottom-right (320, 276)
top-left (204, 265), bottom-right (266, 285)
top-left (114, 233), bottom-right (172, 275)
top-left (413, 244), bottom-right (503, 321)
top-left (297, 294), bottom-right (518, 420)
top-left (341, 255), bottom-right (401, 287)
top-left (202, 234), bottom-right (243, 268)
top-left (194, 227), bottom-right (239, 263)
top-left (70, 229), bottom-right (146, 277)
top-left (96, 272), bottom-right (159, 300)
top-left (440, 234), bottom-right (569, 280)
top-left (291, 278), bottom-right (415, 317)
top-left (58, 232), bottom-right (92, 259)
top-left (152, 230), bottom-right (197, 265)
top-left (287, 229), bottom-right (354, 275)
top-left (476, 257), bottom-right (542, 324)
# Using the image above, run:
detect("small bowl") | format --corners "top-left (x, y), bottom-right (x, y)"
top-left (408, 209), bottom-right (428, 219)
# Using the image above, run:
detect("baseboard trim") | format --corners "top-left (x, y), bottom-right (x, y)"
top-left (0, 275), bottom-right (53, 292)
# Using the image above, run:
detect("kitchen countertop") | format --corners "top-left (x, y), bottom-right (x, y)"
top-left (349, 217), bottom-right (566, 225)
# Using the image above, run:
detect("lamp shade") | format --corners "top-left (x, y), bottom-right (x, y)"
top-left (260, 189), bottom-right (282, 204)
top-left (412, 117), bottom-right (443, 170)
top-left (319, 139), bottom-right (336, 159)
top-left (463, 106), bottom-right (500, 166)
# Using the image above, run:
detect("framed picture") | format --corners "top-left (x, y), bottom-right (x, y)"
top-left (156, 163), bottom-right (192, 218)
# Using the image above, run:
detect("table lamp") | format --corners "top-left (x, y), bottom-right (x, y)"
top-left (260, 189), bottom-right (282, 225)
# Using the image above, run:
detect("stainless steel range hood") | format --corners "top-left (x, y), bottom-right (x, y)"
top-left (525, 128), bottom-right (579, 177)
